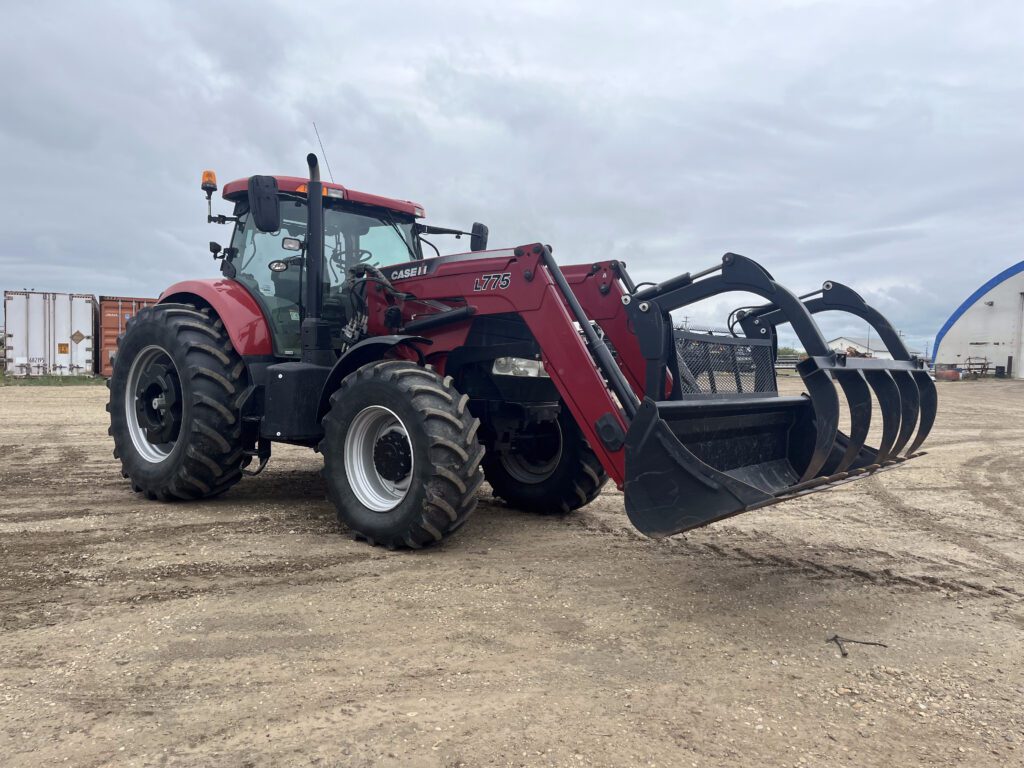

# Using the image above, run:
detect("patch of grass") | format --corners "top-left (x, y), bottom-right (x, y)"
top-left (0, 372), bottom-right (107, 387)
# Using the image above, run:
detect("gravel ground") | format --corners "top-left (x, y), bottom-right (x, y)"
top-left (1, 380), bottom-right (1022, 767)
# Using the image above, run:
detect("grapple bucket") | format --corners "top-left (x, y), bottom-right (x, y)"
top-left (620, 253), bottom-right (936, 538)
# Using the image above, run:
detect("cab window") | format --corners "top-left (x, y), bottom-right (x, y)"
top-left (231, 199), bottom-right (307, 356)
top-left (230, 197), bottom-right (418, 358)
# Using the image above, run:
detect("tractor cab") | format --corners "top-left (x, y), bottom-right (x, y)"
top-left (214, 175), bottom-right (422, 357)
top-left (202, 170), bottom-right (488, 359)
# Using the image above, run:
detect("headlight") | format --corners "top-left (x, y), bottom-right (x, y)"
top-left (492, 357), bottom-right (550, 378)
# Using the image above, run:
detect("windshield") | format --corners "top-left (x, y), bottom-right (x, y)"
top-left (230, 197), bottom-right (418, 357)
top-left (321, 205), bottom-right (416, 281)
top-left (236, 198), bottom-right (416, 271)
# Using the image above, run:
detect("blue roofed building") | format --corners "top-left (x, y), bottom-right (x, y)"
top-left (934, 261), bottom-right (1024, 378)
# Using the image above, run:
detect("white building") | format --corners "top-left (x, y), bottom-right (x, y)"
top-left (827, 336), bottom-right (921, 361)
top-left (934, 261), bottom-right (1024, 378)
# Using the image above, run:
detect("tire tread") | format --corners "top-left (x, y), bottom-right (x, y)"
top-left (108, 302), bottom-right (248, 502)
top-left (484, 414), bottom-right (607, 515)
top-left (320, 360), bottom-right (483, 549)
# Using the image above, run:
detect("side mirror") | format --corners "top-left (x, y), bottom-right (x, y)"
top-left (470, 222), bottom-right (489, 252)
top-left (248, 175), bottom-right (281, 233)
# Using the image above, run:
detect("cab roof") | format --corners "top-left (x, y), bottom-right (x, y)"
top-left (222, 176), bottom-right (425, 218)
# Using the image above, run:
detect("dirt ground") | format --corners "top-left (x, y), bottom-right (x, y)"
top-left (1, 380), bottom-right (1022, 767)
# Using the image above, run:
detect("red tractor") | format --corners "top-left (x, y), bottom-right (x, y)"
top-left (108, 154), bottom-right (936, 548)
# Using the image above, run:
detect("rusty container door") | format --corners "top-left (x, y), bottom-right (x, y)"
top-left (98, 296), bottom-right (158, 377)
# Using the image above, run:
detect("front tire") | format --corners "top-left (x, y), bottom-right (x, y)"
top-left (107, 303), bottom-right (249, 500)
top-left (320, 361), bottom-right (485, 548)
top-left (482, 407), bottom-right (607, 514)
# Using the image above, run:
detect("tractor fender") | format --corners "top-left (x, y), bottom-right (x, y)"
top-left (316, 335), bottom-right (430, 420)
top-left (160, 279), bottom-right (273, 356)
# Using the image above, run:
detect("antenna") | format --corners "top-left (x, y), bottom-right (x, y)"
top-left (312, 121), bottom-right (335, 183)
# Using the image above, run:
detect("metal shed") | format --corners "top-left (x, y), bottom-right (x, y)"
top-left (934, 261), bottom-right (1024, 378)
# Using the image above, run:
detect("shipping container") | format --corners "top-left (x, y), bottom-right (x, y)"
top-left (3, 291), bottom-right (97, 376)
top-left (98, 296), bottom-right (159, 377)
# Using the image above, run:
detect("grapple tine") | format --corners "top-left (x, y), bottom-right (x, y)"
top-left (862, 370), bottom-right (901, 464)
top-left (905, 370), bottom-right (937, 456)
top-left (795, 363), bottom-right (840, 483)
top-left (611, 256), bottom-right (938, 540)
top-left (890, 371), bottom-right (920, 457)
top-left (832, 370), bottom-right (872, 473)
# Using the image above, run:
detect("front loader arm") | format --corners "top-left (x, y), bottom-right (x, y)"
top-left (561, 262), bottom-right (649, 398)
top-left (378, 244), bottom-right (636, 487)
top-left (522, 282), bottom-right (631, 484)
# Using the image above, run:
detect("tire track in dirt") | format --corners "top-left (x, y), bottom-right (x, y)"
top-left (567, 512), bottom-right (1022, 600)
top-left (865, 482), bottom-right (1022, 574)
top-left (689, 540), bottom-right (1020, 598)
top-left (0, 551), bottom-right (388, 632)
top-left (960, 450), bottom-right (1024, 519)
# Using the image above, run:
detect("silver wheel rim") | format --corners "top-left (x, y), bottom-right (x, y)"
top-left (125, 345), bottom-right (180, 464)
top-left (499, 420), bottom-right (563, 484)
top-left (344, 405), bottom-right (414, 512)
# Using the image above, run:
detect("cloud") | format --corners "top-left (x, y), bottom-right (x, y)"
top-left (2, 0), bottom-right (1022, 350)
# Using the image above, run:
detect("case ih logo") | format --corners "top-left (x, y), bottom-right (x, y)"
top-left (389, 265), bottom-right (429, 281)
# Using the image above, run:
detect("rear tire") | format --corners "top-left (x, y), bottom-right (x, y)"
top-left (483, 407), bottom-right (607, 514)
top-left (107, 303), bottom-right (249, 500)
top-left (320, 361), bottom-right (485, 548)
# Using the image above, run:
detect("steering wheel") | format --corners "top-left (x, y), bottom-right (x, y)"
top-left (329, 248), bottom-right (375, 270)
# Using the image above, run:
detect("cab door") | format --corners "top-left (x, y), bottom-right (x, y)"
top-left (229, 198), bottom-right (308, 357)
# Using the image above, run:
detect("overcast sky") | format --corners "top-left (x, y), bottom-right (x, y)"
top-left (2, 1), bottom-right (1022, 353)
